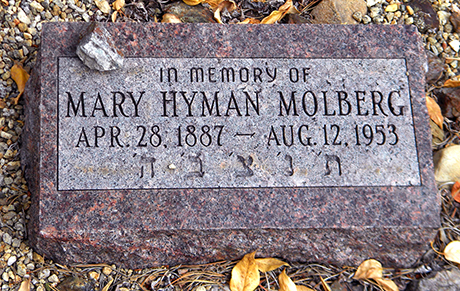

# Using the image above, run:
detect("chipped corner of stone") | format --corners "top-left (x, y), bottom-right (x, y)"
top-left (76, 23), bottom-right (124, 72)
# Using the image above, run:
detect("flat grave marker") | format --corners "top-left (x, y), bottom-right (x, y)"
top-left (22, 23), bottom-right (439, 267)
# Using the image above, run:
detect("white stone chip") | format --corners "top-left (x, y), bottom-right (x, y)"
top-left (449, 40), bottom-right (460, 52)
top-left (48, 274), bottom-right (60, 283)
top-left (366, 0), bottom-right (380, 7)
top-left (7, 255), bottom-right (17, 266)
top-left (17, 8), bottom-right (31, 24)
top-left (76, 24), bottom-right (123, 71)
top-left (38, 269), bottom-right (50, 279)
top-left (2, 232), bottom-right (12, 244)
top-left (30, 1), bottom-right (45, 12)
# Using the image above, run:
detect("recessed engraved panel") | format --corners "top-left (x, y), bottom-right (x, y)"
top-left (57, 57), bottom-right (419, 190)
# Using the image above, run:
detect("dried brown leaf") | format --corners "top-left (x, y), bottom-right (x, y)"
top-left (255, 258), bottom-right (289, 272)
top-left (238, 18), bottom-right (260, 24)
top-left (229, 251), bottom-right (260, 291)
top-left (18, 279), bottom-right (30, 291)
top-left (278, 0), bottom-right (299, 14)
top-left (111, 11), bottom-right (117, 22)
top-left (183, 0), bottom-right (205, 6)
top-left (279, 270), bottom-right (296, 291)
top-left (260, 0), bottom-right (299, 24)
top-left (444, 240), bottom-right (460, 263)
top-left (10, 62), bottom-right (29, 105)
top-left (452, 181), bottom-right (460, 203)
top-left (112, 0), bottom-right (124, 11)
top-left (260, 10), bottom-right (284, 24)
top-left (375, 278), bottom-right (399, 291)
top-left (204, 0), bottom-right (224, 10)
top-left (94, 0), bottom-right (111, 14)
top-left (162, 13), bottom-right (182, 23)
top-left (426, 96), bottom-right (443, 129)
top-left (353, 259), bottom-right (383, 280)
top-left (214, 0), bottom-right (236, 23)
top-left (443, 78), bottom-right (460, 88)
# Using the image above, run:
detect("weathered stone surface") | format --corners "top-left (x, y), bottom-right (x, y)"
top-left (22, 23), bottom-right (439, 268)
top-left (76, 23), bottom-right (123, 71)
top-left (310, 0), bottom-right (367, 24)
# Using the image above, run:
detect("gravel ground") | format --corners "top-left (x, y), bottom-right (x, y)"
top-left (1, 0), bottom-right (460, 290)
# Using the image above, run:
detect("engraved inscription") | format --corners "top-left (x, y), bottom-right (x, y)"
top-left (57, 58), bottom-right (420, 190)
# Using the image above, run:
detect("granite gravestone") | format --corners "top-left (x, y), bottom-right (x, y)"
top-left (22, 23), bottom-right (439, 268)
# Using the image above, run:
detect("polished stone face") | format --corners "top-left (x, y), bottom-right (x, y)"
top-left (58, 57), bottom-right (419, 190)
top-left (22, 22), bottom-right (439, 268)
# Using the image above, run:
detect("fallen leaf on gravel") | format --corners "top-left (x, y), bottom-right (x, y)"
top-left (111, 11), bottom-right (118, 22)
top-left (375, 278), bottom-right (399, 291)
top-left (434, 145), bottom-right (460, 183)
top-left (443, 77), bottom-right (460, 88)
top-left (205, 0), bottom-right (224, 10)
top-left (255, 258), bottom-right (289, 272)
top-left (260, 0), bottom-right (299, 24)
top-left (94, 0), bottom-right (111, 14)
top-left (279, 270), bottom-right (296, 291)
top-left (162, 13), bottom-right (182, 23)
top-left (354, 259), bottom-right (383, 280)
top-left (444, 240), bottom-right (460, 263)
top-left (183, 0), bottom-right (205, 6)
top-left (426, 96), bottom-right (443, 129)
top-left (214, 0), bottom-right (236, 23)
top-left (230, 251), bottom-right (260, 291)
top-left (452, 181), bottom-right (460, 203)
top-left (238, 18), bottom-right (260, 24)
top-left (10, 62), bottom-right (29, 105)
top-left (18, 279), bottom-right (30, 291)
top-left (261, 10), bottom-right (284, 24)
top-left (112, 0), bottom-right (124, 11)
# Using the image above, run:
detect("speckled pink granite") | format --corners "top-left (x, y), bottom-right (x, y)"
top-left (22, 23), bottom-right (439, 268)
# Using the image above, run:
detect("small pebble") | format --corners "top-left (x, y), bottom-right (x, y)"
top-left (38, 269), bottom-right (50, 280)
top-left (405, 17), bottom-right (414, 25)
top-left (352, 11), bottom-right (362, 22)
top-left (16, 263), bottom-right (27, 276)
top-left (27, 263), bottom-right (35, 270)
top-left (102, 266), bottom-right (112, 276)
top-left (450, 40), bottom-right (460, 52)
top-left (17, 9), bottom-right (31, 24)
top-left (385, 4), bottom-right (399, 12)
top-left (17, 23), bottom-right (28, 32)
top-left (88, 271), bottom-right (99, 281)
top-left (7, 255), bottom-right (17, 266)
top-left (30, 1), bottom-right (45, 13)
top-left (48, 274), bottom-right (60, 283)
top-left (362, 15), bottom-right (371, 24)
top-left (407, 5), bottom-right (414, 15)
top-left (3, 232), bottom-right (12, 244)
